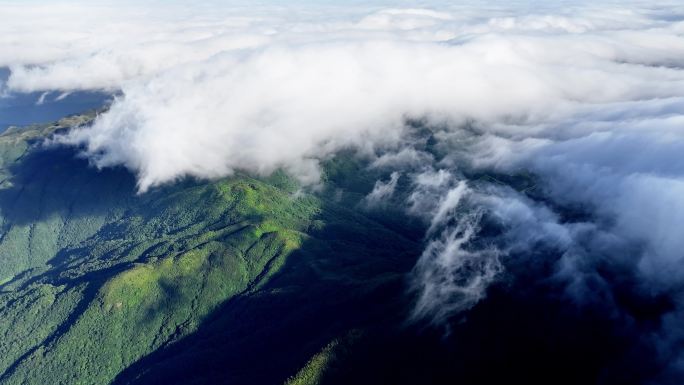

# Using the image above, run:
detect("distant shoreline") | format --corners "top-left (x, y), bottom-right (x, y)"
top-left (0, 67), bottom-right (111, 132)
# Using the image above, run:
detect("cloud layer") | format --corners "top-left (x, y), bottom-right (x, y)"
top-left (3, 1), bottom-right (684, 382)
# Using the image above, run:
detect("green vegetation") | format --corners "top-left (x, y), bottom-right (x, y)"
top-left (0, 115), bottom-right (326, 384)
top-left (285, 340), bottom-right (339, 385)
top-left (0, 113), bottom-right (544, 385)
top-left (285, 331), bottom-right (362, 385)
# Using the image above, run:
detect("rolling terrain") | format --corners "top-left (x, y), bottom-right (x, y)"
top-left (0, 113), bottom-right (423, 385)
top-left (0, 113), bottom-right (670, 385)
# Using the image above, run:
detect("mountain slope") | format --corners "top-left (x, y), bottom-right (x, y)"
top-left (0, 114), bottom-right (422, 385)
top-left (0, 113), bottom-right (662, 385)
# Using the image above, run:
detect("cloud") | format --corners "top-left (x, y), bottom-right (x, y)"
top-left (364, 171), bottom-right (400, 207)
top-left (35, 91), bottom-right (48, 105)
top-left (3, 1), bottom-right (684, 381)
top-left (407, 172), bottom-right (503, 325)
top-left (51, 29), bottom-right (684, 191)
top-left (411, 204), bottom-right (502, 326)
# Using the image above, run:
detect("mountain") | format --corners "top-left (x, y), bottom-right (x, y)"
top-left (0, 113), bottom-right (424, 385)
top-left (0, 113), bottom-right (664, 385)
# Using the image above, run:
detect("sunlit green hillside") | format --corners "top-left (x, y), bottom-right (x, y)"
top-left (0, 114), bottom-right (422, 385)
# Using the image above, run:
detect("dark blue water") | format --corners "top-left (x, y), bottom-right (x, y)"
top-left (0, 68), bottom-right (112, 132)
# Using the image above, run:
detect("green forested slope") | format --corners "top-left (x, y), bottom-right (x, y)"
top-left (0, 115), bottom-right (329, 384)
top-left (0, 114), bottom-right (422, 385)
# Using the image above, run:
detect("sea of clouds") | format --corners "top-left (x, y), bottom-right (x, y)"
top-left (2, 0), bottom-right (684, 381)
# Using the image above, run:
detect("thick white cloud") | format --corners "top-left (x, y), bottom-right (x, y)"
top-left (46, 28), bottom-right (684, 191)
